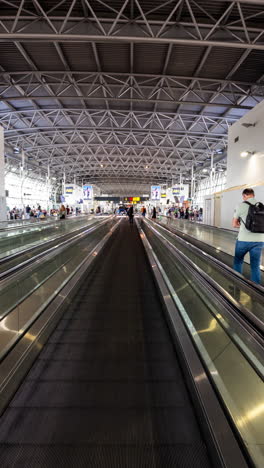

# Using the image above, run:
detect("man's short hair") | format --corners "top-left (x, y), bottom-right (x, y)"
top-left (242, 188), bottom-right (255, 196)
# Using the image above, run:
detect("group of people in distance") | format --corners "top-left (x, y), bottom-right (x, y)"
top-left (166, 206), bottom-right (203, 221)
top-left (7, 204), bottom-right (78, 221)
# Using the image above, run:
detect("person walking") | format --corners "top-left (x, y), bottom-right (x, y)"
top-left (232, 188), bottom-right (264, 284)
top-left (142, 206), bottom-right (146, 217)
top-left (25, 204), bottom-right (31, 219)
top-left (127, 205), bottom-right (134, 224)
top-left (59, 204), bottom-right (66, 219)
top-left (152, 207), bottom-right (157, 219)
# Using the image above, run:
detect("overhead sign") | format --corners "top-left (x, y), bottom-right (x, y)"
top-left (161, 192), bottom-right (166, 198)
top-left (83, 185), bottom-right (93, 200)
top-left (65, 185), bottom-right (74, 194)
top-left (124, 197), bottom-right (141, 202)
top-left (151, 186), bottom-right (161, 200)
top-left (172, 185), bottom-right (189, 200)
top-left (172, 186), bottom-right (183, 196)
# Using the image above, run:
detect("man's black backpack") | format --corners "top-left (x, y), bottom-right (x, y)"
top-left (243, 201), bottom-right (264, 233)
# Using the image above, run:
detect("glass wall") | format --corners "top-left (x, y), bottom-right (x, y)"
top-left (193, 171), bottom-right (227, 208)
top-left (5, 171), bottom-right (49, 211)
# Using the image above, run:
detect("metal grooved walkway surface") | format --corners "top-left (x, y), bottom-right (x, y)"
top-left (0, 220), bottom-right (211, 468)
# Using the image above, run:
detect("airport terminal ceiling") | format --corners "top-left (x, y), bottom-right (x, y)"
top-left (0, 0), bottom-right (264, 195)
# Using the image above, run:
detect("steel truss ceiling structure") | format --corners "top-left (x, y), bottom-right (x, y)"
top-left (0, 0), bottom-right (263, 195)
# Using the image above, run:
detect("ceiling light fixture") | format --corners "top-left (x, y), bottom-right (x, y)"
top-left (241, 122), bottom-right (256, 128)
top-left (240, 150), bottom-right (254, 158)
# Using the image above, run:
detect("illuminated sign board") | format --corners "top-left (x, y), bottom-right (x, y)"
top-left (124, 197), bottom-right (140, 202)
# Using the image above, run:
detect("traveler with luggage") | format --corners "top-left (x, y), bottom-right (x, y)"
top-left (232, 188), bottom-right (264, 284)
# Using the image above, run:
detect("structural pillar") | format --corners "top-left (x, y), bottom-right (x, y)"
top-left (20, 150), bottom-right (25, 208)
top-left (210, 152), bottom-right (214, 193)
top-left (46, 165), bottom-right (50, 211)
top-left (0, 127), bottom-right (7, 222)
top-left (191, 165), bottom-right (194, 199)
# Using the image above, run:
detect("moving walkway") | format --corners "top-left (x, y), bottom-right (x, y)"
top-left (0, 217), bottom-right (104, 278)
top-left (0, 215), bottom-right (98, 259)
top-left (157, 215), bottom-right (264, 285)
top-left (0, 218), bottom-right (263, 467)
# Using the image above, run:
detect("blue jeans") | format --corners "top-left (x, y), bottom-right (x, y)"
top-left (233, 241), bottom-right (264, 283)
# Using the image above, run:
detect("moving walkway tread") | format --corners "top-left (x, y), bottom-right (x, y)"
top-left (0, 220), bottom-right (212, 467)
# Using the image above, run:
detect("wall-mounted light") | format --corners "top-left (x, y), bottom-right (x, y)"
top-left (202, 168), bottom-right (208, 173)
top-left (100, 164), bottom-right (104, 167)
top-left (240, 150), bottom-right (254, 158)
top-left (241, 122), bottom-right (256, 128)
top-left (145, 166), bottom-right (148, 169)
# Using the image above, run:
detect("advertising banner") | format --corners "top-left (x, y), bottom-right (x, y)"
top-left (151, 185), bottom-right (161, 200)
top-left (83, 185), bottom-right (93, 200)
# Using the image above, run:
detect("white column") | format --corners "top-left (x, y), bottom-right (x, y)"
top-left (61, 172), bottom-right (66, 201)
top-left (210, 152), bottom-right (214, 193)
top-left (191, 165), bottom-right (194, 199)
top-left (0, 127), bottom-right (7, 221)
top-left (20, 150), bottom-right (25, 209)
top-left (46, 165), bottom-right (50, 210)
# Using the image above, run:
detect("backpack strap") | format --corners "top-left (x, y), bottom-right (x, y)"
top-left (240, 201), bottom-right (253, 228)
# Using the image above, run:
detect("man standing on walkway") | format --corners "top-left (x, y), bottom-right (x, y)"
top-left (232, 188), bottom-right (264, 284)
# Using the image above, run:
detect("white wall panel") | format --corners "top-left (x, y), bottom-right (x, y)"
top-left (227, 100), bottom-right (264, 189)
